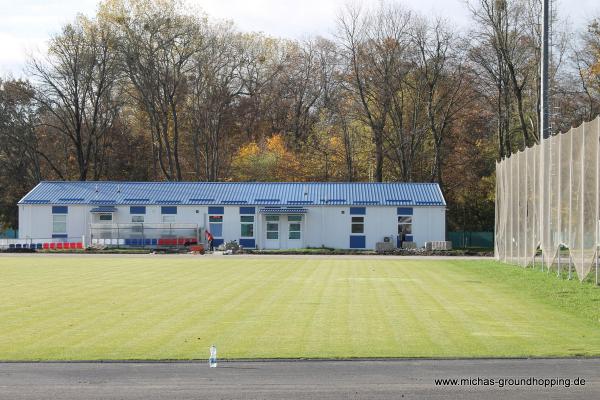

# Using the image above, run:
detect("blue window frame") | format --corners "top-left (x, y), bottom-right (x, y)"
top-left (397, 207), bottom-right (413, 215)
top-left (350, 207), bottom-right (366, 215)
top-left (239, 206), bottom-right (255, 215)
top-left (208, 206), bottom-right (224, 214)
top-left (350, 235), bottom-right (366, 249)
top-left (161, 206), bottom-right (177, 215)
top-left (130, 206), bottom-right (146, 214)
top-left (52, 206), bottom-right (68, 214)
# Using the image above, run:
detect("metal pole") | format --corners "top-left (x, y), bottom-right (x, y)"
top-left (596, 246), bottom-right (598, 286)
top-left (541, 0), bottom-right (550, 140)
top-left (540, 0), bottom-right (550, 274)
top-left (568, 254), bottom-right (572, 280)
top-left (557, 248), bottom-right (561, 277)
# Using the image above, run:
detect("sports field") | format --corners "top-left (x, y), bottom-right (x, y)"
top-left (1, 255), bottom-right (599, 360)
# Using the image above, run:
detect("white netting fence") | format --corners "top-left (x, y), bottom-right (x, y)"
top-left (495, 116), bottom-right (600, 282)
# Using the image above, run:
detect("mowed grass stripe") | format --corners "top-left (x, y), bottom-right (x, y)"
top-left (1, 256), bottom-right (600, 360)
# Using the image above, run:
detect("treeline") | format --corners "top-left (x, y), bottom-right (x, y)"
top-left (1, 0), bottom-right (600, 233)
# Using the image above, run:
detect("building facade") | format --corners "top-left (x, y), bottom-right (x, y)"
top-left (18, 182), bottom-right (446, 250)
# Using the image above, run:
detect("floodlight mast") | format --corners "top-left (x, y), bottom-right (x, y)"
top-left (540, 0), bottom-right (550, 140)
top-left (538, 0), bottom-right (550, 272)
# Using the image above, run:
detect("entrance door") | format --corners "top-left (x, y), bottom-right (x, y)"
top-left (285, 215), bottom-right (303, 249)
top-left (265, 215), bottom-right (280, 249)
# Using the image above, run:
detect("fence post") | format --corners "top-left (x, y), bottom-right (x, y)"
top-left (557, 246), bottom-right (561, 277)
top-left (596, 245), bottom-right (598, 286)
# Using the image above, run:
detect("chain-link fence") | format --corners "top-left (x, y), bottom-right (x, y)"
top-left (495, 116), bottom-right (600, 283)
top-left (447, 231), bottom-right (493, 248)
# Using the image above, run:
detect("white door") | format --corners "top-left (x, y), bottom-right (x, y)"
top-left (285, 215), bottom-right (303, 249)
top-left (265, 215), bottom-right (280, 249)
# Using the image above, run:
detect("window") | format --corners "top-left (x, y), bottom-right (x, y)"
top-left (351, 216), bottom-right (364, 234)
top-left (241, 215), bottom-right (254, 237)
top-left (398, 215), bottom-right (412, 235)
top-left (289, 223), bottom-right (301, 240)
top-left (266, 215), bottom-right (279, 239)
top-left (52, 214), bottom-right (67, 234)
top-left (162, 215), bottom-right (176, 223)
top-left (210, 215), bottom-right (223, 237)
top-left (130, 206), bottom-right (146, 214)
top-left (131, 215), bottom-right (144, 233)
top-left (288, 215), bottom-right (301, 240)
top-left (99, 214), bottom-right (112, 221)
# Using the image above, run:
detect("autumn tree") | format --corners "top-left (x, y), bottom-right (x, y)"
top-left (101, 0), bottom-right (203, 181)
top-left (0, 79), bottom-right (43, 227)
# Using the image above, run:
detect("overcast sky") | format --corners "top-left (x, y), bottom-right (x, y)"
top-left (1, 0), bottom-right (599, 78)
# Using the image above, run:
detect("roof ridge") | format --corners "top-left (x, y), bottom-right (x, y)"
top-left (38, 180), bottom-right (440, 185)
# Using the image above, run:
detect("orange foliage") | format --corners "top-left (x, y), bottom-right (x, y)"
top-left (230, 134), bottom-right (302, 181)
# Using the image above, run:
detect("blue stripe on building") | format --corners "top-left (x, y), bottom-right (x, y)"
top-left (350, 235), bottom-right (366, 249)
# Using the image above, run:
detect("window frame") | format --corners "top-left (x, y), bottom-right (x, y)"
top-left (98, 213), bottom-right (113, 222)
top-left (397, 215), bottom-right (413, 235)
top-left (288, 222), bottom-right (301, 240)
top-left (209, 214), bottom-right (224, 238)
top-left (240, 215), bottom-right (254, 238)
top-left (266, 219), bottom-right (279, 240)
top-left (52, 214), bottom-right (67, 234)
top-left (162, 215), bottom-right (176, 223)
top-left (351, 216), bottom-right (364, 234)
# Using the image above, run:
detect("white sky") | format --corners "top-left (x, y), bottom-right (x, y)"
top-left (1, 0), bottom-right (599, 78)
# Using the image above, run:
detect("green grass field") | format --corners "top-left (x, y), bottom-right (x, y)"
top-left (1, 255), bottom-right (599, 360)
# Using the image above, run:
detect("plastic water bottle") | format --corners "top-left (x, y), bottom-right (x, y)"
top-left (209, 345), bottom-right (217, 368)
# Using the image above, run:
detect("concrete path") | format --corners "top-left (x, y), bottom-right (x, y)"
top-left (1, 358), bottom-right (597, 399)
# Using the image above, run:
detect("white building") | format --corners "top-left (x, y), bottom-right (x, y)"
top-left (18, 182), bottom-right (446, 250)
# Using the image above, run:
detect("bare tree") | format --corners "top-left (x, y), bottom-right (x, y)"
top-left (413, 17), bottom-right (473, 190)
top-left (29, 16), bottom-right (122, 180)
top-left (337, 2), bottom-right (411, 181)
top-left (187, 23), bottom-right (245, 181)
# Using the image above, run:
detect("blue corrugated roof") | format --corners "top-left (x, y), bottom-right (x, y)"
top-left (19, 181), bottom-right (446, 206)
